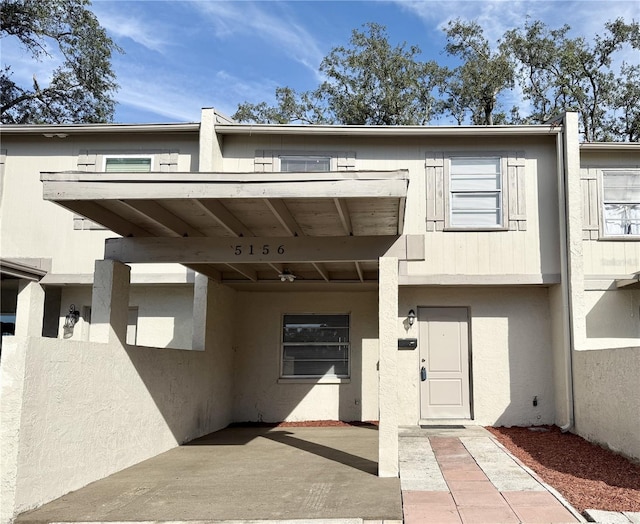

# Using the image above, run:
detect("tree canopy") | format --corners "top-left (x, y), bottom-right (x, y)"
top-left (233, 18), bottom-right (639, 141)
top-left (1, 0), bottom-right (121, 124)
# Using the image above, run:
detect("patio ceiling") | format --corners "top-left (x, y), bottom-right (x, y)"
top-left (42, 171), bottom-right (408, 286)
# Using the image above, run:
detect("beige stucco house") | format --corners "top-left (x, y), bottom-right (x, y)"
top-left (1, 110), bottom-right (638, 522)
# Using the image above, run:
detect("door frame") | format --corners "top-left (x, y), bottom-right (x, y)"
top-left (417, 306), bottom-right (474, 420)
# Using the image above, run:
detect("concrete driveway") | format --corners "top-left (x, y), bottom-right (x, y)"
top-left (16, 425), bottom-right (401, 523)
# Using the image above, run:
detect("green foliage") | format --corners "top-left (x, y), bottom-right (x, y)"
top-left (502, 18), bottom-right (640, 141)
top-left (233, 18), bottom-right (638, 141)
top-left (317, 23), bottom-right (440, 125)
top-left (0, 0), bottom-right (121, 123)
top-left (440, 19), bottom-right (514, 125)
top-left (233, 23), bottom-right (441, 126)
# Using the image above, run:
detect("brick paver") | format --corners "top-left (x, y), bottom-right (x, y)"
top-left (400, 434), bottom-right (579, 524)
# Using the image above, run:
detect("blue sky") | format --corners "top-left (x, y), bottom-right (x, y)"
top-left (7, 0), bottom-right (640, 123)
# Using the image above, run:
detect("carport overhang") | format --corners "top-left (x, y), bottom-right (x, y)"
top-left (41, 170), bottom-right (409, 289)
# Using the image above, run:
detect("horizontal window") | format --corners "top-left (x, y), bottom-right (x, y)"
top-left (282, 314), bottom-right (349, 378)
top-left (104, 156), bottom-right (152, 173)
top-left (280, 156), bottom-right (331, 172)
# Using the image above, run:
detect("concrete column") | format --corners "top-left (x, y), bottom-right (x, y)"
top-left (378, 256), bottom-right (399, 477)
top-left (192, 272), bottom-right (213, 351)
top-left (90, 260), bottom-right (131, 343)
top-left (199, 108), bottom-right (223, 172)
top-left (14, 279), bottom-right (45, 337)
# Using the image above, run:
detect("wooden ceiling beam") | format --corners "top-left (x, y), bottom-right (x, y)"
top-left (225, 263), bottom-right (258, 282)
top-left (121, 200), bottom-right (205, 238)
top-left (312, 262), bottom-right (330, 282)
top-left (263, 198), bottom-right (304, 237)
top-left (334, 198), bottom-right (353, 236)
top-left (194, 199), bottom-right (254, 237)
top-left (62, 201), bottom-right (151, 237)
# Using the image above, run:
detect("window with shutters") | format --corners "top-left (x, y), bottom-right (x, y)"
top-left (602, 170), bottom-right (640, 237)
top-left (425, 152), bottom-right (526, 232)
top-left (449, 157), bottom-right (503, 228)
top-left (281, 314), bottom-right (350, 378)
top-left (254, 150), bottom-right (355, 172)
top-left (74, 150), bottom-right (177, 230)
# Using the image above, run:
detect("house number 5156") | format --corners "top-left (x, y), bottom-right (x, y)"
top-left (234, 244), bottom-right (285, 255)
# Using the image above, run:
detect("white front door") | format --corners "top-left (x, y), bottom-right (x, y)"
top-left (419, 307), bottom-right (471, 419)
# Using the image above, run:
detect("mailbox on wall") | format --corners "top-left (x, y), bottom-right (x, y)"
top-left (398, 338), bottom-right (417, 350)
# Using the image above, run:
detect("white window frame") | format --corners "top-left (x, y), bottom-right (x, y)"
top-left (445, 155), bottom-right (507, 231)
top-left (280, 313), bottom-right (350, 379)
top-left (601, 169), bottom-right (640, 239)
top-left (102, 154), bottom-right (154, 172)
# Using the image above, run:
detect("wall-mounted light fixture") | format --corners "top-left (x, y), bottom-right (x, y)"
top-left (64, 304), bottom-right (80, 328)
top-left (278, 269), bottom-right (297, 282)
top-left (407, 309), bottom-right (416, 326)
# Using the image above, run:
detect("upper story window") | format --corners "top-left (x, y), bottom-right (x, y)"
top-left (449, 157), bottom-right (503, 229)
top-left (254, 150), bottom-right (356, 173)
top-left (281, 314), bottom-right (350, 378)
top-left (103, 155), bottom-right (153, 173)
top-left (602, 170), bottom-right (640, 236)
top-left (280, 155), bottom-right (331, 172)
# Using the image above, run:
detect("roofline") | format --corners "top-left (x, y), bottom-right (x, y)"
top-left (214, 123), bottom-right (563, 137)
top-left (0, 122), bottom-right (200, 135)
top-left (580, 142), bottom-right (640, 151)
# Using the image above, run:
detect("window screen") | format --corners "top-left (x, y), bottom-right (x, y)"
top-left (280, 156), bottom-right (331, 172)
top-left (449, 157), bottom-right (502, 228)
top-left (105, 157), bottom-right (152, 173)
top-left (282, 314), bottom-right (349, 378)
top-left (603, 171), bottom-right (640, 236)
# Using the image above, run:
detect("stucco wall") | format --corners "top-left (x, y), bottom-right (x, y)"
top-left (0, 281), bottom-right (236, 521)
top-left (59, 284), bottom-right (195, 349)
top-left (583, 288), bottom-right (640, 349)
top-left (232, 291), bottom-right (379, 423)
top-left (573, 347), bottom-right (640, 461)
top-left (397, 286), bottom-right (555, 427)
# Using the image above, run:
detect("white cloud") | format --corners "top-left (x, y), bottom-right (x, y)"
top-left (190, 1), bottom-right (325, 76)
top-left (90, 3), bottom-right (171, 53)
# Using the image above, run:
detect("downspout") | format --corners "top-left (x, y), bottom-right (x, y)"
top-left (556, 119), bottom-right (575, 433)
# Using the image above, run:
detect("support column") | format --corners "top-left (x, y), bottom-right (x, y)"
top-left (14, 279), bottom-right (45, 337)
top-left (90, 260), bottom-right (131, 343)
top-left (192, 272), bottom-right (212, 351)
top-left (378, 256), bottom-right (399, 477)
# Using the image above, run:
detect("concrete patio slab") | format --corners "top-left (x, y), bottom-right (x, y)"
top-left (15, 426), bottom-right (401, 523)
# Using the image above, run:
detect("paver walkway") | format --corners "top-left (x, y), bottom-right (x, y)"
top-left (399, 426), bottom-right (581, 524)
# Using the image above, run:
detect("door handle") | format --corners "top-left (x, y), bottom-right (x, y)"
top-left (421, 367), bottom-right (427, 381)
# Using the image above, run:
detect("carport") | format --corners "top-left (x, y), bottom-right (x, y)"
top-left (41, 168), bottom-right (411, 478)
top-left (15, 425), bottom-right (402, 522)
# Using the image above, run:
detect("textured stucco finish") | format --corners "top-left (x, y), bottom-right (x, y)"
top-left (573, 347), bottom-right (640, 461)
top-left (232, 290), bottom-right (379, 423)
top-left (378, 257), bottom-right (399, 477)
top-left (398, 287), bottom-right (555, 427)
top-left (59, 284), bottom-right (195, 349)
top-left (0, 280), bottom-right (237, 521)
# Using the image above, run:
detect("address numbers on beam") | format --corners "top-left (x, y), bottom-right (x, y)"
top-left (234, 244), bottom-right (285, 256)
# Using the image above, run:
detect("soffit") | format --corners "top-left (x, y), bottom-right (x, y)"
top-left (42, 171), bottom-right (408, 286)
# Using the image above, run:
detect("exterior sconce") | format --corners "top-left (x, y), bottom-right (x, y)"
top-left (64, 304), bottom-right (80, 328)
top-left (407, 309), bottom-right (416, 326)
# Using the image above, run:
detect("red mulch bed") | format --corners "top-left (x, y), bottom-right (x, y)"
top-left (488, 425), bottom-right (640, 513)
